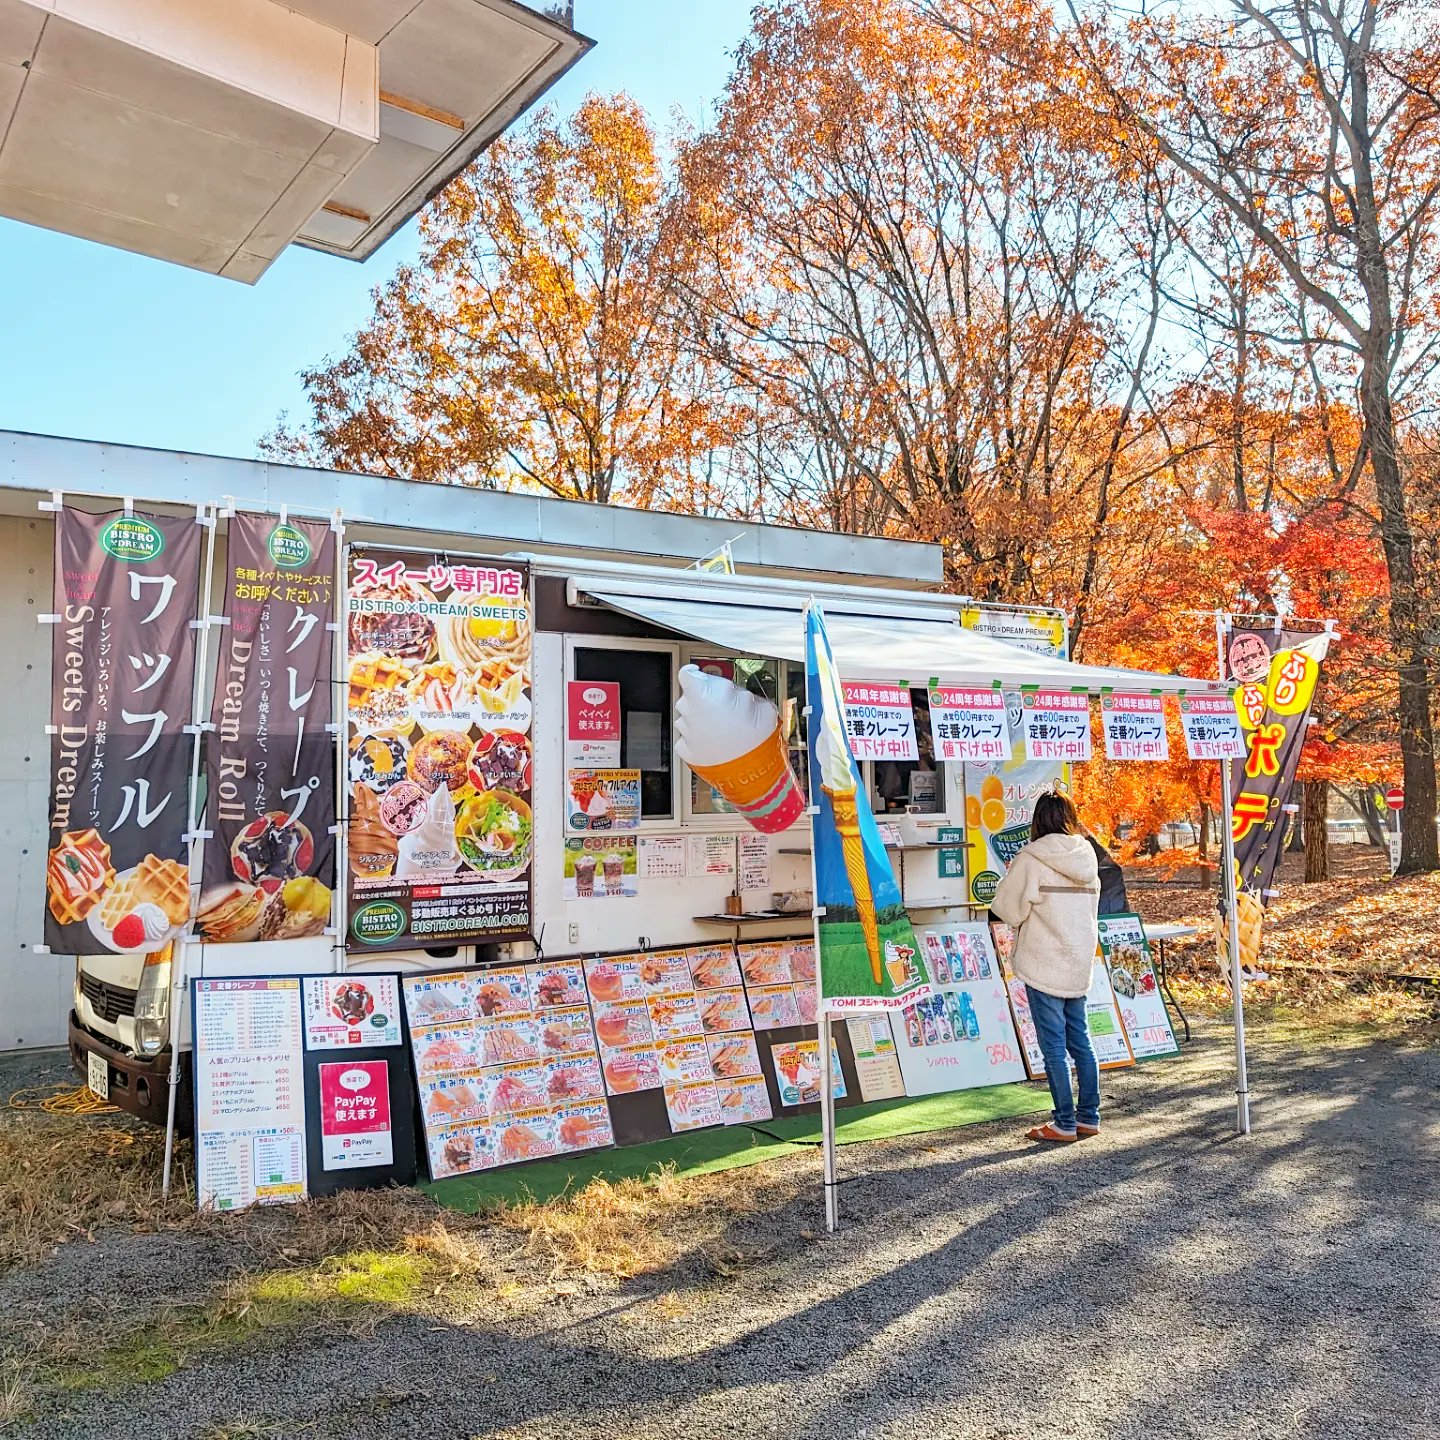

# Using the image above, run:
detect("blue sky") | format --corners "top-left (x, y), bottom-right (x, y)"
top-left (0, 1), bottom-right (755, 461)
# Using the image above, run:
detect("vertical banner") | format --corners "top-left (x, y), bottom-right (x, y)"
top-left (1222, 628), bottom-right (1329, 970)
top-left (345, 550), bottom-right (533, 951)
top-left (959, 607), bottom-right (1069, 907)
top-left (805, 604), bottom-right (929, 1012)
top-left (45, 507), bottom-right (200, 955)
top-left (198, 513), bottom-right (336, 943)
top-left (1100, 693), bottom-right (1167, 761)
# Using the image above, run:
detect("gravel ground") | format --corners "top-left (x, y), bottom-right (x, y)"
top-left (3, 1023), bottom-right (1437, 1440)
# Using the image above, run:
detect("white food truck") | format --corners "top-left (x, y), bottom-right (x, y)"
top-left (4, 430), bottom-right (1050, 1125)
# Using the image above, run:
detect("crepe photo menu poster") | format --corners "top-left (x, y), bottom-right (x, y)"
top-left (587, 948), bottom-right (771, 1131)
top-left (404, 963), bottom-right (612, 1181)
top-left (737, 940), bottom-right (818, 1031)
top-left (1097, 913), bottom-right (1179, 1060)
top-left (991, 922), bottom-right (1046, 1079)
top-left (685, 944), bottom-right (771, 1126)
top-left (193, 979), bottom-right (307, 1212)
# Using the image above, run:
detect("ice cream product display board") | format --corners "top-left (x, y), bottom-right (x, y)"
top-left (345, 549), bottom-right (533, 951)
top-left (194, 979), bottom-right (308, 1211)
top-left (893, 925), bottom-right (1027, 1095)
top-left (404, 963), bottom-right (613, 1180)
top-left (1097, 914), bottom-right (1179, 1060)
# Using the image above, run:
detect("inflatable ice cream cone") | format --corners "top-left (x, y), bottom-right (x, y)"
top-left (674, 666), bottom-right (805, 833)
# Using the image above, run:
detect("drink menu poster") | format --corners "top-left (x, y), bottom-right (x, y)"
top-left (193, 978), bottom-right (308, 1212)
top-left (404, 962), bottom-right (613, 1181)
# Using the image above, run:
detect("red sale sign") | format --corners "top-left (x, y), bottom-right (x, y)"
top-left (566, 681), bottom-right (621, 766)
top-left (318, 1061), bottom-right (393, 1172)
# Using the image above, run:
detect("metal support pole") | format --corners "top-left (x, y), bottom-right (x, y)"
top-left (1216, 612), bottom-right (1251, 1136)
top-left (819, 1011), bottom-right (838, 1234)
top-left (163, 504), bottom-right (219, 1198)
top-left (801, 642), bottom-right (839, 1234)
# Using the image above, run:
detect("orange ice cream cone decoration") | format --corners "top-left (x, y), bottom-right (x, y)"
top-left (824, 784), bottom-right (881, 985)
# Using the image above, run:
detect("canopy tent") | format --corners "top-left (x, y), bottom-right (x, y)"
top-left (566, 568), bottom-right (1254, 1231)
top-left (568, 576), bottom-right (1229, 696)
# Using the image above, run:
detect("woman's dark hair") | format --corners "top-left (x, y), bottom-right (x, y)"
top-left (1030, 792), bottom-right (1080, 841)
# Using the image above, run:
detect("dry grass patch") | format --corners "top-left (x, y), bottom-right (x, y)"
top-left (493, 1162), bottom-right (797, 1282)
top-left (0, 1090), bottom-right (194, 1271)
top-left (1169, 970), bottom-right (1439, 1048)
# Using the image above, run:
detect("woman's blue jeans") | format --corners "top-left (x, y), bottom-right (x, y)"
top-left (1024, 985), bottom-right (1100, 1133)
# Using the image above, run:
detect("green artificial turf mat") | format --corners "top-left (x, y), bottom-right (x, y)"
top-left (421, 1081), bottom-right (1049, 1212)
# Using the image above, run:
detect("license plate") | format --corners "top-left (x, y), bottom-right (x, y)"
top-left (87, 1052), bottom-right (109, 1100)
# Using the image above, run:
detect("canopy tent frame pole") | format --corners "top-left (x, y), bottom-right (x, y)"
top-left (1216, 611), bottom-right (1251, 1136)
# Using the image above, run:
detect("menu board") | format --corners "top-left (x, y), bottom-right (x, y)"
top-left (404, 962), bottom-right (612, 1180)
top-left (303, 975), bottom-right (403, 1049)
top-left (1084, 958), bottom-right (1136, 1070)
top-left (588, 947), bottom-right (770, 1130)
top-left (894, 925), bottom-right (1027, 1094)
top-left (1097, 914), bottom-right (1179, 1060)
top-left (845, 1017), bottom-right (906, 1101)
top-left (685, 943), bottom-right (771, 1126)
top-left (738, 940), bottom-right (818, 1029)
top-left (346, 549), bottom-right (533, 952)
top-left (193, 978), bottom-right (307, 1211)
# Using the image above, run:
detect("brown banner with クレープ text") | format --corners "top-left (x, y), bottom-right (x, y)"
top-left (198, 513), bottom-right (337, 944)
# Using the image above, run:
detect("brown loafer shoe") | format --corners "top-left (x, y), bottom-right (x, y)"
top-left (1026, 1122), bottom-right (1079, 1144)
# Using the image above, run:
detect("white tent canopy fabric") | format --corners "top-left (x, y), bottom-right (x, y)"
top-left (575, 584), bottom-right (1230, 696)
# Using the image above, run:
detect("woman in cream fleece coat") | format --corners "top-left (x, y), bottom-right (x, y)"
top-left (991, 792), bottom-right (1102, 1144)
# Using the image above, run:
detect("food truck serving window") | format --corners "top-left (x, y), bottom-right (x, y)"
top-left (573, 646), bottom-right (674, 818)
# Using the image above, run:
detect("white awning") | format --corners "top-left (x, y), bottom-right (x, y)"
top-left (576, 584), bottom-right (1228, 696)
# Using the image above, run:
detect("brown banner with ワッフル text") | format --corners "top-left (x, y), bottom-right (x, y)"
top-left (45, 508), bottom-right (200, 955)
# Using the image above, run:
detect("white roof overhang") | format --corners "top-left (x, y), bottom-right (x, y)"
top-left (0, 0), bottom-right (591, 280)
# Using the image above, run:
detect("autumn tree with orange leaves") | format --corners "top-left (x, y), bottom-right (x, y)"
top-left (265, 96), bottom-right (731, 508)
top-left (270, 0), bottom-right (1440, 878)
